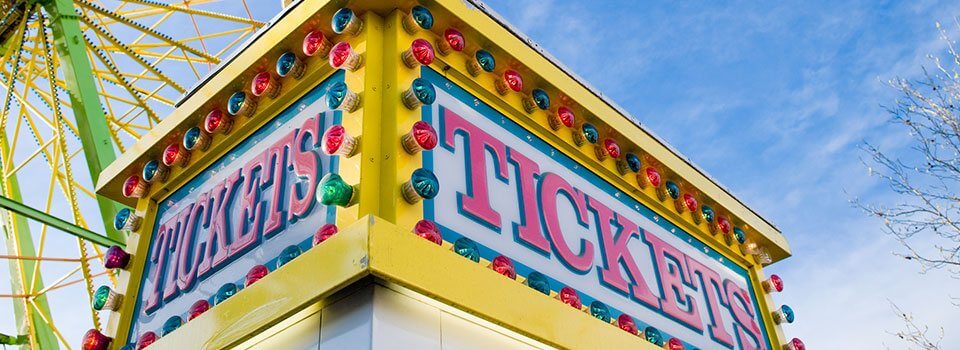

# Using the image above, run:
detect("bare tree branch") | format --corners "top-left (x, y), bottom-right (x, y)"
top-left (888, 302), bottom-right (944, 350)
top-left (857, 19), bottom-right (960, 350)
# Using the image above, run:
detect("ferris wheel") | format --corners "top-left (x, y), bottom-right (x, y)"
top-left (0, 0), bottom-right (275, 348)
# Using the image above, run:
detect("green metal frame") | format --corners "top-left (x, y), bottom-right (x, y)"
top-left (0, 195), bottom-right (122, 248)
top-left (42, 0), bottom-right (126, 244)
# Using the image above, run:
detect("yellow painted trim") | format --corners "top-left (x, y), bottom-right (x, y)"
top-left (140, 216), bottom-right (666, 350)
top-left (366, 217), bottom-right (663, 350)
top-left (750, 266), bottom-right (788, 348)
top-left (107, 196), bottom-right (156, 346)
top-left (139, 217), bottom-right (371, 350)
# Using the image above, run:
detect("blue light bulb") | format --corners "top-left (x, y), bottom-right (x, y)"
top-left (701, 205), bottom-right (715, 222)
top-left (410, 6), bottom-right (433, 29)
top-left (525, 271), bottom-right (551, 295)
top-left (625, 153), bottom-right (642, 172)
top-left (276, 51), bottom-right (297, 77)
top-left (643, 326), bottom-right (663, 345)
top-left (590, 300), bottom-right (611, 322)
top-left (781, 305), bottom-right (795, 323)
top-left (531, 88), bottom-right (550, 110)
top-left (453, 237), bottom-right (480, 262)
top-left (581, 123), bottom-right (599, 144)
top-left (410, 168), bottom-right (440, 199)
top-left (161, 316), bottom-right (183, 336)
top-left (475, 50), bottom-right (495, 72)
top-left (214, 283), bottom-right (237, 305)
top-left (277, 244), bottom-right (303, 268)
top-left (410, 78), bottom-right (436, 105)
top-left (665, 181), bottom-right (681, 200)
top-left (733, 227), bottom-right (746, 244)
top-left (183, 127), bottom-right (203, 150)
top-left (326, 81), bottom-right (350, 109)
top-left (227, 91), bottom-right (246, 115)
top-left (113, 208), bottom-right (132, 231)
top-left (332, 8), bottom-right (355, 34)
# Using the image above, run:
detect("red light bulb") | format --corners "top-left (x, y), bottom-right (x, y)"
top-left (302, 31), bottom-right (332, 57)
top-left (313, 223), bottom-right (339, 245)
top-left (763, 274), bottom-right (784, 293)
top-left (490, 255), bottom-right (516, 279)
top-left (402, 39), bottom-right (435, 68)
top-left (162, 142), bottom-right (190, 167)
top-left (136, 331), bottom-right (157, 349)
top-left (786, 338), bottom-right (805, 350)
top-left (321, 125), bottom-right (358, 157)
top-left (401, 121), bottom-right (438, 154)
top-left (667, 338), bottom-right (685, 350)
top-left (603, 138), bottom-right (621, 158)
top-left (251, 71), bottom-right (280, 98)
top-left (682, 193), bottom-right (698, 212)
top-left (496, 69), bottom-right (523, 95)
top-left (204, 109), bottom-right (232, 135)
top-left (645, 167), bottom-right (662, 188)
top-left (81, 329), bottom-right (111, 350)
top-left (245, 264), bottom-right (269, 287)
top-left (550, 106), bottom-right (575, 131)
top-left (413, 219), bottom-right (442, 245)
top-left (122, 175), bottom-right (148, 198)
top-left (437, 28), bottom-right (465, 55)
top-left (558, 286), bottom-right (581, 309)
top-left (329, 42), bottom-right (362, 71)
top-left (716, 215), bottom-right (732, 234)
top-left (188, 299), bottom-right (210, 320)
top-left (617, 314), bottom-right (638, 334)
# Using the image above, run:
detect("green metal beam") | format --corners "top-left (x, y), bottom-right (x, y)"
top-left (41, 0), bottom-right (126, 243)
top-left (0, 332), bottom-right (28, 345)
top-left (2, 147), bottom-right (60, 350)
top-left (0, 195), bottom-right (122, 247)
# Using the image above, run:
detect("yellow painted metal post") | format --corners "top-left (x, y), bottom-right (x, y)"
top-left (373, 10), bottom-right (404, 222)
top-left (388, 10), bottom-right (427, 232)
top-left (356, 11), bottom-right (387, 219)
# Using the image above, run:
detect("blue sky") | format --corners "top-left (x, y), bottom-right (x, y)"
top-left (480, 0), bottom-right (960, 347)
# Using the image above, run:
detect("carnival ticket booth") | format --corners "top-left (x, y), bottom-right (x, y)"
top-left (87, 1), bottom-right (802, 349)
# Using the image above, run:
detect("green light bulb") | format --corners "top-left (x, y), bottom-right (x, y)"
top-left (317, 173), bottom-right (355, 207)
top-left (92, 286), bottom-right (110, 311)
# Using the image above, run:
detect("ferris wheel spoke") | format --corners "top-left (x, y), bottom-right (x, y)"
top-left (119, 0), bottom-right (264, 27)
top-left (0, 9), bottom-right (31, 138)
top-left (76, 0), bottom-right (220, 63)
top-left (79, 16), bottom-right (185, 93)
top-left (80, 36), bottom-right (161, 123)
